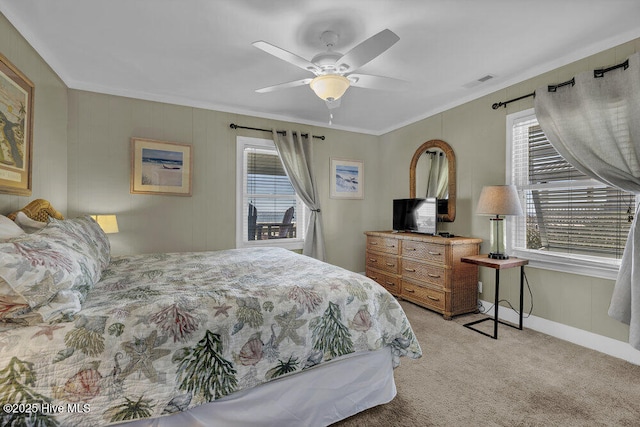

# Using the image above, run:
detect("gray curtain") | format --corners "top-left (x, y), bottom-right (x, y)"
top-left (272, 129), bottom-right (326, 261)
top-left (534, 52), bottom-right (640, 349)
top-left (423, 152), bottom-right (449, 199)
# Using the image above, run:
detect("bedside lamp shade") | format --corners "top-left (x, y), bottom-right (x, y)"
top-left (476, 185), bottom-right (523, 259)
top-left (91, 214), bottom-right (119, 234)
top-left (476, 185), bottom-right (523, 216)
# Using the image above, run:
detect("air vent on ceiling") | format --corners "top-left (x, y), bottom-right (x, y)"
top-left (462, 74), bottom-right (496, 89)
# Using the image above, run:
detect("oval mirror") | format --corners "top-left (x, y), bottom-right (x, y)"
top-left (410, 139), bottom-right (456, 222)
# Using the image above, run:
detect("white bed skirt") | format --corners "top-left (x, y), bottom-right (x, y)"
top-left (121, 348), bottom-right (396, 427)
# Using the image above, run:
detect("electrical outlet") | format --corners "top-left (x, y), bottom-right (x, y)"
top-left (478, 281), bottom-right (483, 293)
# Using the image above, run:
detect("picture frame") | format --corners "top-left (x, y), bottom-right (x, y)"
top-left (0, 53), bottom-right (34, 196)
top-left (130, 137), bottom-right (193, 196)
top-left (330, 158), bottom-right (364, 199)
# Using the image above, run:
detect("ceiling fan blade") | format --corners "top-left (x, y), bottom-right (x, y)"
top-left (348, 74), bottom-right (408, 91)
top-left (335, 29), bottom-right (399, 73)
top-left (252, 41), bottom-right (321, 74)
top-left (255, 78), bottom-right (312, 93)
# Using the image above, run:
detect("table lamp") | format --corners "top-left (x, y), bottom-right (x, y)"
top-left (476, 185), bottom-right (523, 259)
top-left (90, 214), bottom-right (119, 234)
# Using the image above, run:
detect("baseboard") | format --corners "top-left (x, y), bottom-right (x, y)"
top-left (479, 299), bottom-right (640, 366)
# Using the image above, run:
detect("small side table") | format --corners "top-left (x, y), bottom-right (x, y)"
top-left (460, 255), bottom-right (529, 339)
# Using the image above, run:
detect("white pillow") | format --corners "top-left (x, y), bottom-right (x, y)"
top-left (15, 211), bottom-right (48, 233)
top-left (0, 215), bottom-right (25, 239)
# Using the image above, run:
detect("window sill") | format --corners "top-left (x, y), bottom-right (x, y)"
top-left (238, 238), bottom-right (304, 251)
top-left (510, 248), bottom-right (620, 281)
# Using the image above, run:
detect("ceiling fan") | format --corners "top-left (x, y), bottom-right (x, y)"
top-left (253, 29), bottom-right (406, 109)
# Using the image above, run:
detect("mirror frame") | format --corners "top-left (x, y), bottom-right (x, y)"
top-left (409, 139), bottom-right (456, 222)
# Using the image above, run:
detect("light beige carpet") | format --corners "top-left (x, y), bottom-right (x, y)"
top-left (334, 300), bottom-right (640, 426)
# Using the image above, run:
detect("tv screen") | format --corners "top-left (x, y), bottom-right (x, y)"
top-left (415, 198), bottom-right (437, 235)
top-left (393, 198), bottom-right (437, 235)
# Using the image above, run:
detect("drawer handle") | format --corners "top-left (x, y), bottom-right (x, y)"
top-left (427, 295), bottom-right (440, 301)
top-left (370, 241), bottom-right (378, 245)
top-left (369, 258), bottom-right (377, 262)
top-left (428, 273), bottom-right (441, 278)
top-left (405, 247), bottom-right (417, 251)
top-left (405, 289), bottom-right (415, 293)
top-left (386, 262), bottom-right (395, 267)
top-left (404, 268), bottom-right (416, 272)
top-left (385, 281), bottom-right (395, 287)
top-left (387, 244), bottom-right (396, 248)
top-left (428, 251), bottom-right (442, 256)
top-left (369, 275), bottom-right (377, 280)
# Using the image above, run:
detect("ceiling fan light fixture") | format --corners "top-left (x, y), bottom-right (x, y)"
top-left (309, 75), bottom-right (350, 101)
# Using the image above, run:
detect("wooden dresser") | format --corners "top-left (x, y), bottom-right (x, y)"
top-left (364, 231), bottom-right (482, 319)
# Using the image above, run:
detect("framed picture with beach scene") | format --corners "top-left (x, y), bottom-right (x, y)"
top-left (330, 158), bottom-right (364, 199)
top-left (0, 52), bottom-right (34, 196)
top-left (130, 137), bottom-right (193, 196)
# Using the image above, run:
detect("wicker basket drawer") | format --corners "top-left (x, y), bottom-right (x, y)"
top-left (366, 268), bottom-right (401, 295)
top-left (366, 252), bottom-right (399, 274)
top-left (401, 259), bottom-right (445, 288)
top-left (402, 281), bottom-right (446, 311)
top-left (367, 236), bottom-right (400, 255)
top-left (402, 241), bottom-right (445, 264)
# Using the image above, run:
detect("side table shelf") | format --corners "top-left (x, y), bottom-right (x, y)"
top-left (460, 255), bottom-right (529, 339)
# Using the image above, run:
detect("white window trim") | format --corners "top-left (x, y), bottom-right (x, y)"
top-left (506, 108), bottom-right (621, 280)
top-left (235, 136), bottom-right (305, 250)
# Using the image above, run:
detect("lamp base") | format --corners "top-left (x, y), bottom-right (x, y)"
top-left (488, 252), bottom-right (509, 260)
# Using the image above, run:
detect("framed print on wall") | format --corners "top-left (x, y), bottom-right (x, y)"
top-left (330, 158), bottom-right (364, 199)
top-left (130, 137), bottom-right (193, 196)
top-left (0, 53), bottom-right (34, 196)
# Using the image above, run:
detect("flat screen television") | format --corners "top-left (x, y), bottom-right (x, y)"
top-left (393, 198), bottom-right (437, 235)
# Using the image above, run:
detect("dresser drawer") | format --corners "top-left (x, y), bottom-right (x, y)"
top-left (402, 241), bottom-right (445, 264)
top-left (366, 268), bottom-right (401, 295)
top-left (365, 231), bottom-right (481, 319)
top-left (401, 259), bottom-right (445, 287)
top-left (366, 252), bottom-right (400, 274)
top-left (402, 281), bottom-right (446, 311)
top-left (367, 236), bottom-right (400, 255)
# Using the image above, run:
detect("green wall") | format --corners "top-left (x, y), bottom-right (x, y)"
top-left (3, 10), bottom-right (640, 345)
top-left (66, 90), bottom-right (382, 271)
top-left (379, 38), bottom-right (640, 343)
top-left (0, 14), bottom-right (67, 214)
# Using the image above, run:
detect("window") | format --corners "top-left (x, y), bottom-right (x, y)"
top-left (236, 136), bottom-right (306, 249)
top-left (507, 109), bottom-right (635, 279)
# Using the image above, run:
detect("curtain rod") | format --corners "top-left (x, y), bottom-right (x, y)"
top-left (547, 77), bottom-right (575, 92)
top-left (491, 92), bottom-right (535, 110)
top-left (594, 59), bottom-right (628, 78)
top-left (491, 58), bottom-right (630, 110)
top-left (229, 123), bottom-right (325, 140)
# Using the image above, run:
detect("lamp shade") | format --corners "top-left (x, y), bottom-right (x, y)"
top-left (91, 214), bottom-right (119, 234)
top-left (476, 185), bottom-right (523, 216)
top-left (309, 75), bottom-right (350, 101)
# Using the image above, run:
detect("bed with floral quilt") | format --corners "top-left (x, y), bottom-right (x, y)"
top-left (0, 211), bottom-right (422, 427)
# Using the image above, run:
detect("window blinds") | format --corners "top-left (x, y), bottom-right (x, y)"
top-left (511, 119), bottom-right (633, 259)
top-left (245, 148), bottom-right (297, 227)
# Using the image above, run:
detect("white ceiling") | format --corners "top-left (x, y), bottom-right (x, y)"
top-left (2, 1), bottom-right (640, 135)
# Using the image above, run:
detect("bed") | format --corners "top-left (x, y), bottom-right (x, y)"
top-left (0, 200), bottom-right (422, 427)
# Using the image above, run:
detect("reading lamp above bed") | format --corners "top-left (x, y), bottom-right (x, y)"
top-left (90, 214), bottom-right (119, 233)
top-left (6, 198), bottom-right (64, 222)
